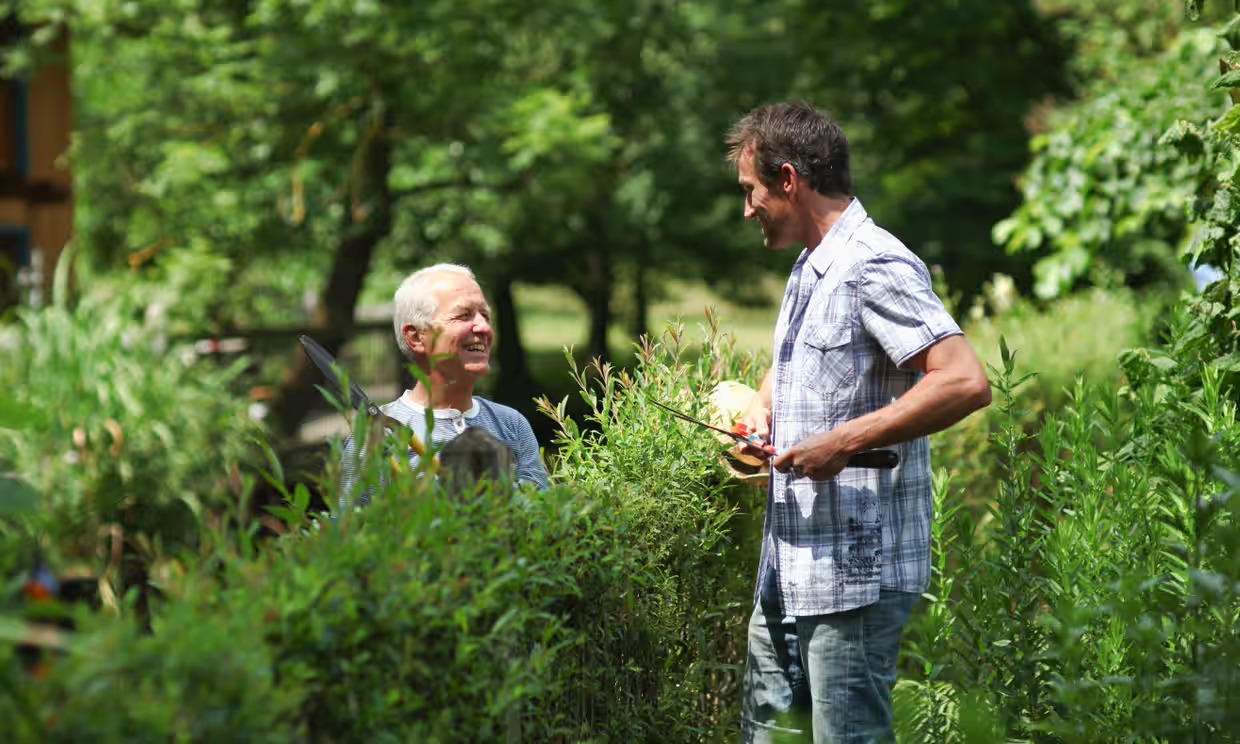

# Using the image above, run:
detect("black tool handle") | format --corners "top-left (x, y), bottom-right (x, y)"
top-left (846, 450), bottom-right (899, 469)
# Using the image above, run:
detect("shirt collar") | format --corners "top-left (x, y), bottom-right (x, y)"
top-left (401, 390), bottom-right (480, 419)
top-left (806, 197), bottom-right (867, 276)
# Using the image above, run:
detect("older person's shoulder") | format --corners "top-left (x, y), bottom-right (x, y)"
top-left (472, 397), bottom-right (530, 423)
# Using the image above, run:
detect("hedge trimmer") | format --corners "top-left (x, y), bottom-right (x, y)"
top-left (649, 399), bottom-right (898, 469)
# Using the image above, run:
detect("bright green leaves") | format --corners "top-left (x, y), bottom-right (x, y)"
top-left (1215, 103), bottom-right (1240, 135)
top-left (499, 89), bottom-right (620, 185)
top-left (1161, 119), bottom-right (1208, 158)
top-left (996, 28), bottom-right (1227, 299)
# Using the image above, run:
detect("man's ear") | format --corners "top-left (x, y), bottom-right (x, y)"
top-left (404, 324), bottom-right (426, 355)
top-left (779, 162), bottom-right (798, 197)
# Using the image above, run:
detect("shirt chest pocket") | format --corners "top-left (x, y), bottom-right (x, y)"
top-left (800, 322), bottom-right (855, 394)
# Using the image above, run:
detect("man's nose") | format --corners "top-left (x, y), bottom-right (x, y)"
top-left (473, 314), bottom-right (492, 334)
top-left (743, 195), bottom-right (756, 220)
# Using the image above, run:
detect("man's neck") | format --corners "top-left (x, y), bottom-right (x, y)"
top-left (801, 194), bottom-right (853, 252)
top-left (407, 379), bottom-right (475, 411)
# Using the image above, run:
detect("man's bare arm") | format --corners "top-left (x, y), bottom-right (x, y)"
top-left (742, 368), bottom-right (775, 440)
top-left (773, 334), bottom-right (991, 479)
top-left (843, 333), bottom-right (991, 449)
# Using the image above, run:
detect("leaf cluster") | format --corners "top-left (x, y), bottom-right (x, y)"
top-left (0, 285), bottom-right (262, 606)
top-left (995, 26), bottom-right (1229, 299)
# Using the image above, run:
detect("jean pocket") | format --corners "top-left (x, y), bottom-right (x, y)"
top-left (801, 323), bottom-right (854, 393)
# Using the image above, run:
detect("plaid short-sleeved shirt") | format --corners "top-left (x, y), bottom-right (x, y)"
top-left (761, 198), bottom-right (962, 616)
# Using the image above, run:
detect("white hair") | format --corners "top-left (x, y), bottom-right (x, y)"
top-left (393, 263), bottom-right (476, 361)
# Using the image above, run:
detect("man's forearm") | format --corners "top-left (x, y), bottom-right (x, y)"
top-left (836, 335), bottom-right (991, 455)
top-left (756, 369), bottom-right (773, 410)
top-left (835, 370), bottom-right (989, 454)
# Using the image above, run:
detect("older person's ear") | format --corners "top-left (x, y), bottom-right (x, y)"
top-left (404, 323), bottom-right (427, 355)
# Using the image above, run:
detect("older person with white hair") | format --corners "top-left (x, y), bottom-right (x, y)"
top-left (339, 263), bottom-right (549, 504)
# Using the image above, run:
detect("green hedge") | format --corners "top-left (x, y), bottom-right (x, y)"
top-left (932, 284), bottom-right (1162, 503)
top-left (0, 290), bottom-right (261, 580)
top-left (2, 317), bottom-right (762, 741)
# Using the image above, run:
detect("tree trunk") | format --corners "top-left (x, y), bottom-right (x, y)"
top-left (584, 251), bottom-right (612, 363)
top-left (491, 274), bottom-right (536, 410)
top-left (633, 263), bottom-right (648, 340)
top-left (267, 108), bottom-right (395, 439)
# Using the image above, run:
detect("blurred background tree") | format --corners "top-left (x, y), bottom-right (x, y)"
top-left (2, 0), bottom-right (1227, 438)
top-left (994, 7), bottom-right (1235, 299)
top-left (2, 2), bottom-right (1240, 738)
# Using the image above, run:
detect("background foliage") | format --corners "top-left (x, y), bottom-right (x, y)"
top-left (994, 26), bottom-right (1229, 299)
top-left (2, 1), bottom-right (1240, 741)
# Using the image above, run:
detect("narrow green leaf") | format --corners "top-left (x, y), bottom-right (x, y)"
top-left (264, 505), bottom-right (298, 523)
top-left (1214, 104), bottom-right (1240, 136)
top-left (0, 475), bottom-right (39, 514)
top-left (1210, 68), bottom-right (1240, 90)
top-left (292, 483), bottom-right (311, 513)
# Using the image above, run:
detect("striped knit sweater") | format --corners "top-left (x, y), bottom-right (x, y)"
top-left (338, 392), bottom-right (549, 507)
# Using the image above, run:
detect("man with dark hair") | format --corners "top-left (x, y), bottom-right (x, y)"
top-left (338, 263), bottom-right (549, 506)
top-left (725, 100), bottom-right (991, 742)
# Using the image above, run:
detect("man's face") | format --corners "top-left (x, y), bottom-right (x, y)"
top-left (737, 145), bottom-right (795, 250)
top-left (412, 273), bottom-right (493, 381)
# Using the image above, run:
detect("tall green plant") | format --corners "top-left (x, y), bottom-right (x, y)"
top-left (0, 291), bottom-right (260, 604)
top-left (933, 284), bottom-right (1159, 503)
top-left (538, 312), bottom-right (767, 736)
top-left (995, 26), bottom-right (1228, 298)
top-left (899, 17), bottom-right (1240, 738)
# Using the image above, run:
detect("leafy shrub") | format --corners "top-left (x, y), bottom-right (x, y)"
top-left (900, 13), bottom-right (1240, 740)
top-left (903, 340), bottom-right (1240, 742)
top-left (994, 26), bottom-right (1228, 299)
top-left (2, 596), bottom-right (305, 743)
top-left (1, 317), bottom-right (763, 742)
top-left (0, 289), bottom-right (261, 600)
top-left (932, 283), bottom-right (1160, 503)
top-left (539, 312), bottom-right (769, 735)
top-left (224, 473), bottom-right (667, 742)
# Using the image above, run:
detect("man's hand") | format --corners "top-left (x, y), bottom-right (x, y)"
top-left (737, 369), bottom-right (775, 459)
top-left (772, 429), bottom-right (853, 481)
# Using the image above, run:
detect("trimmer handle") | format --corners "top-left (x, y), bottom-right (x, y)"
top-left (733, 422), bottom-right (776, 454)
top-left (732, 422), bottom-right (900, 469)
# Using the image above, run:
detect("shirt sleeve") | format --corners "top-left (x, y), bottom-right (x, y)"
top-left (859, 249), bottom-right (962, 368)
top-left (508, 413), bottom-right (550, 490)
top-left (337, 432), bottom-right (381, 509)
top-left (337, 432), bottom-right (361, 509)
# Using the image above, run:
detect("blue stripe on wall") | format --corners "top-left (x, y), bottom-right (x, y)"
top-left (14, 79), bottom-right (29, 178)
top-left (0, 224), bottom-right (31, 265)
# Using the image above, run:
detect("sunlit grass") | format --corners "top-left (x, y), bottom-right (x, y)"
top-left (515, 278), bottom-right (782, 363)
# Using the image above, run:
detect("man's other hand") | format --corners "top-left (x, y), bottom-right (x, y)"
top-left (773, 429), bottom-right (852, 481)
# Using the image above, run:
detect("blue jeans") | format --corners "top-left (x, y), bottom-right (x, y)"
top-left (740, 590), bottom-right (919, 743)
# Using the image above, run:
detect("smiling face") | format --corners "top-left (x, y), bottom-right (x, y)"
top-left (737, 144), bottom-right (797, 250)
top-left (404, 272), bottom-right (493, 382)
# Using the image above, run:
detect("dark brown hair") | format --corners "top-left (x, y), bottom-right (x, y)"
top-left (725, 100), bottom-right (851, 196)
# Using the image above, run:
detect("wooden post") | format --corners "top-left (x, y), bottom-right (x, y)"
top-left (437, 427), bottom-right (515, 498)
top-left (0, 21), bottom-right (72, 309)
